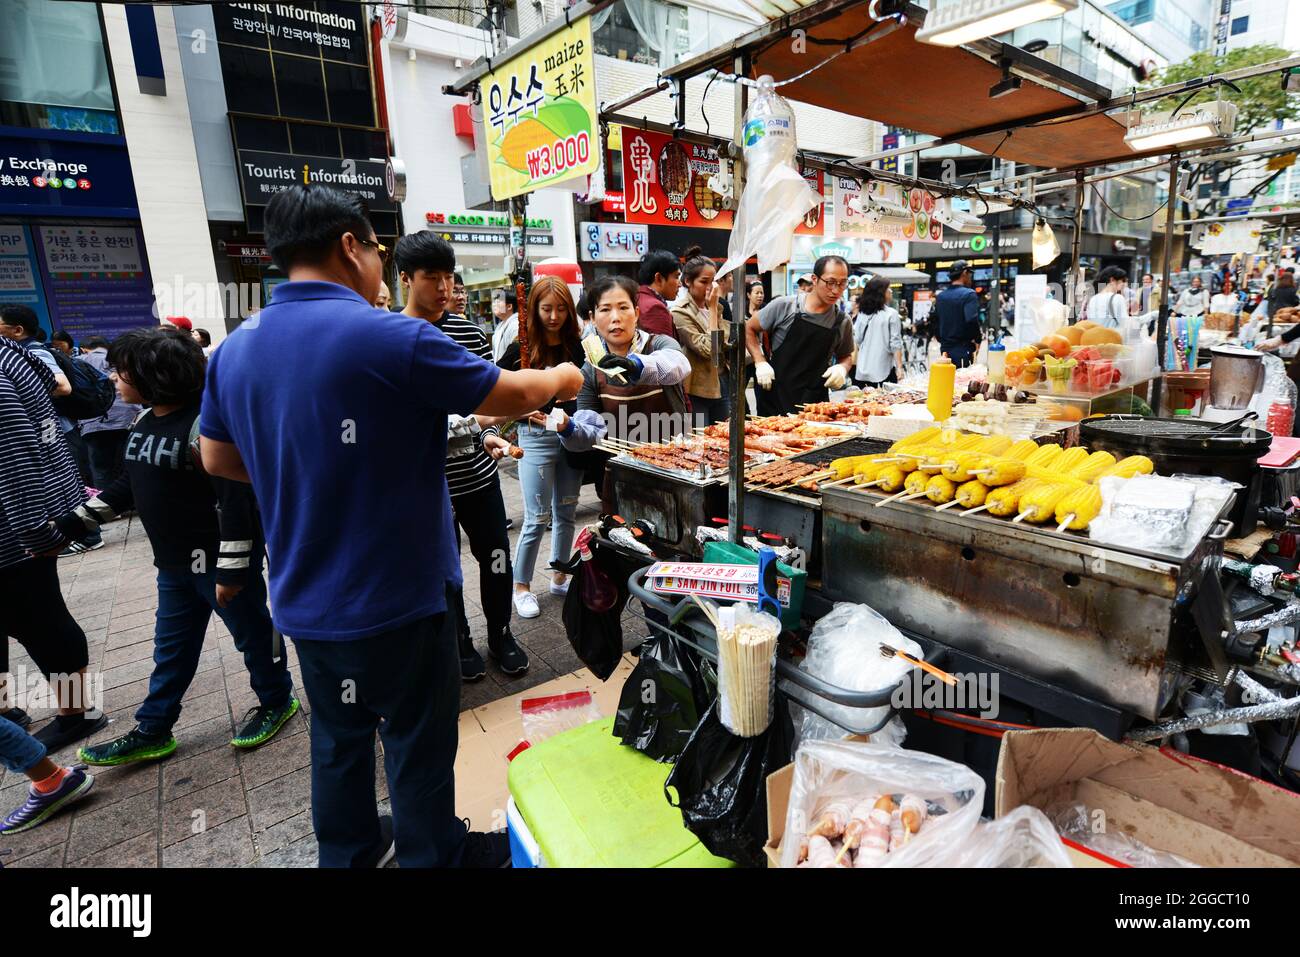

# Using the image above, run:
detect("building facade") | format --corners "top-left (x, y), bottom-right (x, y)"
top-left (0, 1), bottom-right (159, 343)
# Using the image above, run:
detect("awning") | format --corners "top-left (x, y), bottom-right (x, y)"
top-left (658, 1), bottom-right (1133, 171)
top-left (863, 266), bottom-right (931, 284)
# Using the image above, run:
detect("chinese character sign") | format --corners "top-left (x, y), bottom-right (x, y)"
top-left (483, 18), bottom-right (599, 201)
top-left (620, 127), bottom-right (735, 229)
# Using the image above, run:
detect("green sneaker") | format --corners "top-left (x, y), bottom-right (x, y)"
top-left (231, 698), bottom-right (300, 749)
top-left (78, 727), bottom-right (177, 766)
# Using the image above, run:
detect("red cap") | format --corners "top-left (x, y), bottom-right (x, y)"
top-left (165, 316), bottom-right (193, 332)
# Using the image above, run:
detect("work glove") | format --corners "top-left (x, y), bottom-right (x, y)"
top-left (755, 361), bottom-right (775, 390)
top-left (822, 364), bottom-right (848, 390)
top-left (598, 352), bottom-right (643, 383)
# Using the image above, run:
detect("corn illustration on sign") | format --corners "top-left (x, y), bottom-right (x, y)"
top-left (483, 18), bottom-right (600, 201)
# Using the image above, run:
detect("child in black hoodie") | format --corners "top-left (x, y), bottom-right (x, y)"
top-left (54, 327), bottom-right (298, 765)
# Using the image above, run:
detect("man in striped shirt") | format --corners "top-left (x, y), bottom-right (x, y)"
top-left (395, 232), bottom-right (528, 680)
top-left (0, 337), bottom-right (103, 750)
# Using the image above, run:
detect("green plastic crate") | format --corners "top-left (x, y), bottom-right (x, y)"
top-left (702, 540), bottom-right (806, 631)
top-left (507, 717), bottom-right (734, 868)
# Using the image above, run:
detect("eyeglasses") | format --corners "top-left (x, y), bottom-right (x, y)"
top-left (817, 276), bottom-right (848, 289)
top-left (357, 237), bottom-right (389, 261)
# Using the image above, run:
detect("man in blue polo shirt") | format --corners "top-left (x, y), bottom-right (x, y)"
top-left (199, 185), bottom-right (582, 868)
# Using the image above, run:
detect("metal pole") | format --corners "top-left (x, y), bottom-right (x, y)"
top-left (1154, 156), bottom-right (1179, 415)
top-left (989, 160), bottom-right (1001, 345)
top-left (1269, 224), bottom-right (1287, 337)
top-left (727, 55), bottom-right (749, 546)
top-left (1068, 171), bottom-right (1085, 320)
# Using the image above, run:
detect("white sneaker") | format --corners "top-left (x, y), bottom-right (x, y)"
top-left (513, 590), bottom-right (540, 619)
top-left (549, 578), bottom-right (570, 597)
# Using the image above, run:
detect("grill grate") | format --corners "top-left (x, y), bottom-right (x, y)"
top-left (752, 437), bottom-right (893, 500)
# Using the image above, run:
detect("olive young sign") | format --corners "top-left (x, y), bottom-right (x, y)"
top-left (483, 18), bottom-right (599, 201)
top-left (237, 150), bottom-right (396, 212)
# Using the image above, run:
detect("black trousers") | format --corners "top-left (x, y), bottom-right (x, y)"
top-left (449, 476), bottom-right (513, 642)
top-left (63, 426), bottom-right (93, 486)
top-left (0, 557), bottom-right (89, 681)
top-left (83, 429), bottom-right (129, 490)
top-left (292, 607), bottom-right (464, 867)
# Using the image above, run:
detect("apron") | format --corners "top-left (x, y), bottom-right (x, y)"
top-left (758, 304), bottom-right (842, 416)
top-left (594, 340), bottom-right (681, 511)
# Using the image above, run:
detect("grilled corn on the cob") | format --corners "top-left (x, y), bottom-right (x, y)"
top-left (986, 478), bottom-right (1041, 517)
top-left (1100, 455), bottom-right (1154, 480)
top-left (1055, 484), bottom-right (1104, 531)
top-left (1066, 450), bottom-right (1117, 483)
top-left (969, 457), bottom-right (1027, 487)
top-left (954, 480), bottom-right (989, 509)
top-left (1017, 482), bottom-right (1075, 523)
top-left (925, 475), bottom-right (957, 504)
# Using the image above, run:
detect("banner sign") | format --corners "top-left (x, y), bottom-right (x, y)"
top-left (483, 17), bottom-right (600, 200)
top-left (621, 126), bottom-right (734, 229)
top-left (0, 225), bottom-right (53, 334)
top-left (35, 225), bottom-right (155, 340)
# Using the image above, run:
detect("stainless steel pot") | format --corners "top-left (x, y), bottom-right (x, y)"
top-left (1209, 345), bottom-right (1265, 411)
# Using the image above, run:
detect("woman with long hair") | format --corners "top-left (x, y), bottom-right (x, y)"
top-left (852, 276), bottom-right (903, 388)
top-left (671, 247), bottom-right (729, 425)
top-left (498, 275), bottom-right (586, 618)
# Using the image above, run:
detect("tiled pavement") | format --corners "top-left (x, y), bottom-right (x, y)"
top-left (0, 465), bottom-right (644, 868)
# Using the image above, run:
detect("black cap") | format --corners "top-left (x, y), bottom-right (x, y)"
top-left (948, 260), bottom-right (972, 280)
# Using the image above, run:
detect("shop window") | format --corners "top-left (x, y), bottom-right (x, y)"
top-left (339, 127), bottom-right (389, 160)
top-left (288, 122), bottom-right (340, 158)
top-left (323, 62), bottom-right (375, 127)
top-left (0, 0), bottom-right (116, 126)
top-left (221, 46), bottom-right (280, 117)
top-left (273, 54), bottom-right (330, 122)
top-left (233, 115), bottom-right (290, 153)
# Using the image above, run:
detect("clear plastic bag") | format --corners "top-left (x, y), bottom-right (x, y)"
top-left (779, 739), bottom-right (984, 868)
top-left (717, 76), bottom-right (821, 279)
top-left (1047, 802), bottom-right (1200, 867)
top-left (717, 604), bottom-right (780, 737)
top-left (519, 691), bottom-right (602, 746)
top-left (936, 807), bottom-right (1073, 868)
top-left (793, 602), bottom-right (921, 745)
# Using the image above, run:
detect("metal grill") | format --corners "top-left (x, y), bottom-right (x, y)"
top-left (752, 437), bottom-right (892, 501)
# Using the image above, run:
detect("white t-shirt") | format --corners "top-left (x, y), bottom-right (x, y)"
top-left (1085, 290), bottom-right (1127, 329)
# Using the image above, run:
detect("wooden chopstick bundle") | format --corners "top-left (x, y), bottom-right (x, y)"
top-left (717, 605), bottom-right (779, 737)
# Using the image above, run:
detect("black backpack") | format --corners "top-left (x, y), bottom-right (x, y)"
top-left (41, 346), bottom-right (116, 420)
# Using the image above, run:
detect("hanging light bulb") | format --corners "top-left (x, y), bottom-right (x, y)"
top-left (1032, 216), bottom-right (1060, 269)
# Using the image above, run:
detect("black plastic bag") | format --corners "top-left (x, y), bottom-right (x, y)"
top-left (613, 634), bottom-right (717, 763)
top-left (559, 543), bottom-right (631, 681)
top-left (664, 696), bottom-right (795, 867)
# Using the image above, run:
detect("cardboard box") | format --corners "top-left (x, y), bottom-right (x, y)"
top-left (763, 735), bottom-right (873, 868)
top-left (996, 728), bottom-right (1300, 868)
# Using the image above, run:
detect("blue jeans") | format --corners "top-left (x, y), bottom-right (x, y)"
top-left (0, 715), bottom-right (45, 774)
top-left (135, 549), bottom-right (292, 738)
top-left (513, 424), bottom-right (582, 585)
top-left (293, 607), bottom-right (465, 867)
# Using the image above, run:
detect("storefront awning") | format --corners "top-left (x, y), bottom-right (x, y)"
top-left (658, 1), bottom-right (1133, 171)
top-left (863, 266), bottom-right (931, 285)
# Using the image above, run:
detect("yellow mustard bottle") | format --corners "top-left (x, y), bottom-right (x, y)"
top-left (927, 356), bottom-right (956, 425)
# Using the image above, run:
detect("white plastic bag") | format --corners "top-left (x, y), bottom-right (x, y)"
top-left (718, 76), bottom-right (821, 279)
top-left (779, 739), bottom-right (984, 868)
top-left (937, 807), bottom-right (1073, 868)
top-left (793, 602), bottom-right (921, 746)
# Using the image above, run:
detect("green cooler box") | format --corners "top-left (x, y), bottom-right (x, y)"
top-left (506, 717), bottom-right (734, 868)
